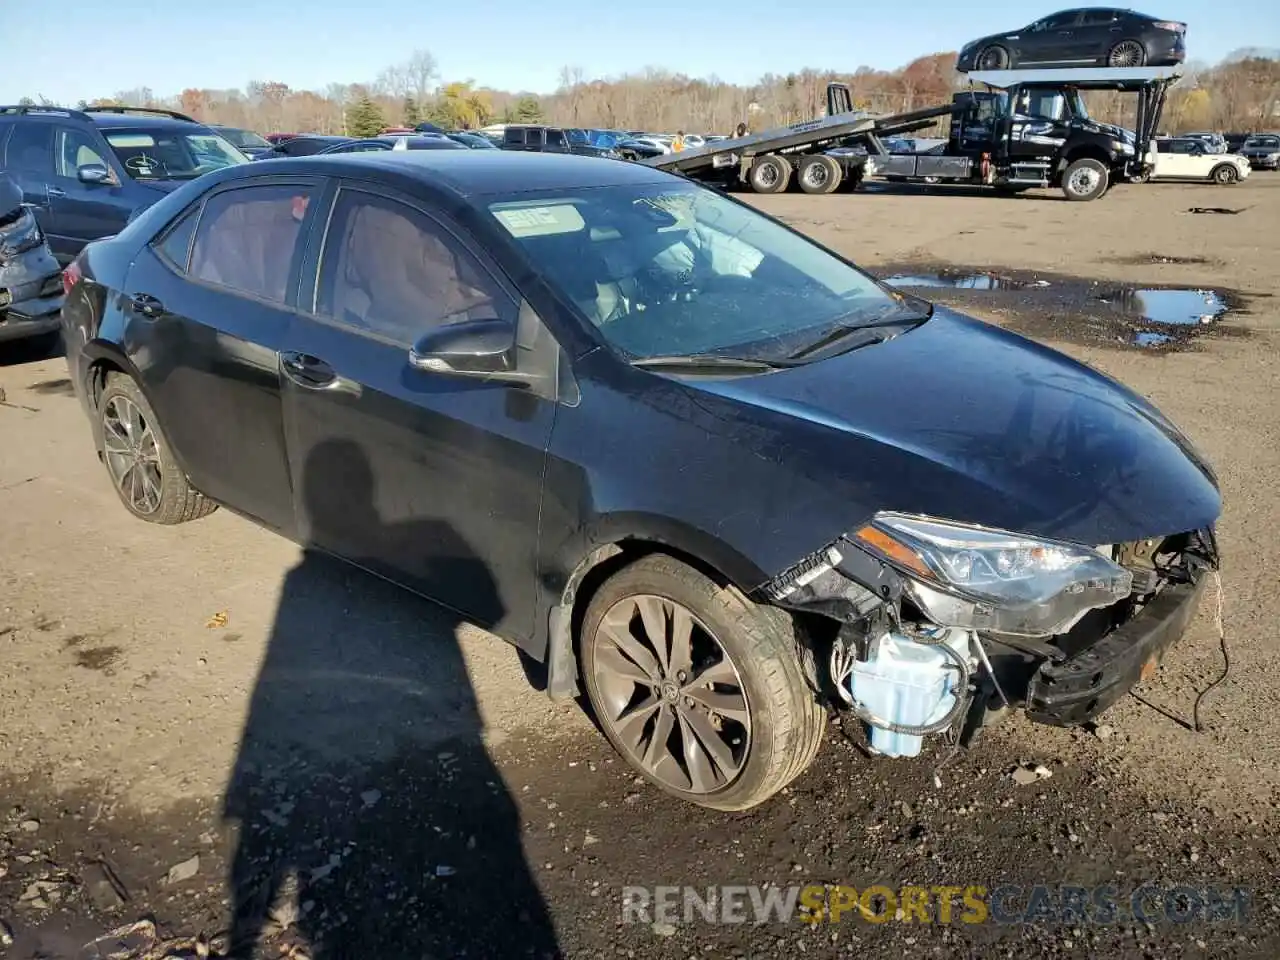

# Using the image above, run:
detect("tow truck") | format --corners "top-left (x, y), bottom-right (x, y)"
top-left (641, 65), bottom-right (1179, 202)
top-left (859, 66), bottom-right (1181, 200)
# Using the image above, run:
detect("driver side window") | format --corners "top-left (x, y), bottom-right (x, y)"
top-left (54, 127), bottom-right (115, 182)
top-left (316, 189), bottom-right (517, 344)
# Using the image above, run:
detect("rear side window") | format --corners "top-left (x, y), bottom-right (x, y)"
top-left (153, 205), bottom-right (202, 272)
top-left (6, 122), bottom-right (54, 174)
top-left (189, 184), bottom-right (315, 303)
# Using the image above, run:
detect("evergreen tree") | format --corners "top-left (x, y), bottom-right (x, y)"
top-left (346, 95), bottom-right (386, 137)
top-left (513, 95), bottom-right (543, 123)
top-left (402, 96), bottom-right (421, 127)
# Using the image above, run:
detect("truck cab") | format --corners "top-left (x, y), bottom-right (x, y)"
top-left (864, 66), bottom-right (1178, 201)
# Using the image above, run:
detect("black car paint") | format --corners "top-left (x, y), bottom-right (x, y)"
top-left (60, 152), bottom-right (1221, 676)
top-left (957, 9), bottom-right (1186, 71)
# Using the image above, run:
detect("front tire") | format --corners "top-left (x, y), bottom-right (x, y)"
top-left (96, 372), bottom-right (217, 524)
top-left (977, 45), bottom-right (1010, 70)
top-left (580, 554), bottom-right (825, 811)
top-left (1061, 158), bottom-right (1110, 201)
top-left (1211, 163), bottom-right (1240, 184)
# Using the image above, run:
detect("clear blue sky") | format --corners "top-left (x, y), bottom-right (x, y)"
top-left (2, 0), bottom-right (1274, 105)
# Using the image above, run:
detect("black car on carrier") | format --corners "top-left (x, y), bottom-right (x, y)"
top-left (957, 8), bottom-right (1187, 72)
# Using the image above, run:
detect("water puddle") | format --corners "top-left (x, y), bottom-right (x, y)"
top-left (881, 271), bottom-right (1045, 290)
top-left (1102, 288), bottom-right (1229, 326)
top-left (1132, 332), bottom-right (1173, 348)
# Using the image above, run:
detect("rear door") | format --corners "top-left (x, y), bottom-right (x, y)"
top-left (120, 176), bottom-right (323, 534)
top-left (46, 124), bottom-right (134, 259)
top-left (1074, 8), bottom-right (1122, 63)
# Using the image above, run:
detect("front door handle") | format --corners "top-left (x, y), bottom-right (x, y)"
top-left (47, 186), bottom-right (67, 198)
top-left (281, 351), bottom-right (337, 388)
top-left (128, 293), bottom-right (164, 318)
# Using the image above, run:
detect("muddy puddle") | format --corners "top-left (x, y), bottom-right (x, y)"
top-left (875, 265), bottom-right (1246, 350)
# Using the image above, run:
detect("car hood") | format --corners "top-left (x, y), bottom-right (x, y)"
top-left (690, 306), bottom-right (1220, 557)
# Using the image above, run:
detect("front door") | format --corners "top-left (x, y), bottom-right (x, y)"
top-left (121, 177), bottom-right (322, 534)
top-left (280, 183), bottom-right (556, 640)
top-left (47, 124), bottom-right (135, 259)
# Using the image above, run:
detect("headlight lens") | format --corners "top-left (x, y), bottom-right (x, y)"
top-left (853, 513), bottom-right (1132, 637)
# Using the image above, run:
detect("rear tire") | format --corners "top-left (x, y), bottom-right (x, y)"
top-left (96, 372), bottom-right (217, 525)
top-left (1211, 163), bottom-right (1240, 184)
top-left (977, 45), bottom-right (1010, 70)
top-left (1061, 158), bottom-right (1110, 201)
top-left (579, 554), bottom-right (825, 811)
top-left (796, 155), bottom-right (843, 194)
top-left (748, 155), bottom-right (792, 194)
top-left (1107, 40), bottom-right (1147, 67)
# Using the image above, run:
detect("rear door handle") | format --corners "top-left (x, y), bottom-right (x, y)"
top-left (47, 186), bottom-right (66, 198)
top-left (128, 293), bottom-right (164, 318)
top-left (281, 351), bottom-right (337, 388)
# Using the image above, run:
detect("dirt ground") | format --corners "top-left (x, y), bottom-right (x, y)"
top-left (1, 175), bottom-right (1278, 959)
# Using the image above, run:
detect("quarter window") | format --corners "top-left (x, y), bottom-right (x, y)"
top-left (153, 206), bottom-right (201, 272)
top-left (189, 184), bottom-right (315, 303)
top-left (316, 189), bottom-right (515, 344)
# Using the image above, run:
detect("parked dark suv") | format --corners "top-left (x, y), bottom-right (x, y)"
top-left (60, 151), bottom-right (1220, 811)
top-left (0, 104), bottom-right (247, 263)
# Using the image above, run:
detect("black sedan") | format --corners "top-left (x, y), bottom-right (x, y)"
top-left (957, 8), bottom-right (1187, 71)
top-left (58, 151), bottom-right (1220, 811)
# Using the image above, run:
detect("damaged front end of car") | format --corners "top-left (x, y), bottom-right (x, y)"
top-left (759, 514), bottom-right (1220, 757)
top-left (0, 174), bottom-right (65, 330)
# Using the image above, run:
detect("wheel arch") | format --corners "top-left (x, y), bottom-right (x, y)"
top-left (542, 515), bottom-right (771, 700)
top-left (79, 340), bottom-right (194, 480)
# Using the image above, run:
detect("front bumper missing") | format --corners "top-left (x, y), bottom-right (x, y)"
top-left (1025, 574), bottom-right (1208, 726)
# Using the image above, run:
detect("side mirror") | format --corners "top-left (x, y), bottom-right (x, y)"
top-left (408, 317), bottom-right (521, 380)
top-left (77, 163), bottom-right (112, 185)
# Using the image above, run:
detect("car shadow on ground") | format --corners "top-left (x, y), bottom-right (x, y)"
top-left (222, 437), bottom-right (561, 959)
top-left (0, 331), bottom-right (63, 368)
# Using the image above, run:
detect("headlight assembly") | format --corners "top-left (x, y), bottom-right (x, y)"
top-left (852, 512), bottom-right (1132, 637)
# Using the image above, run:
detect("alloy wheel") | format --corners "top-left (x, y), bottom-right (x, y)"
top-left (589, 594), bottom-right (751, 796)
top-left (1108, 41), bottom-right (1145, 67)
top-left (102, 395), bottom-right (163, 515)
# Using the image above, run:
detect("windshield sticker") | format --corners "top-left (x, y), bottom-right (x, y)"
top-left (492, 204), bottom-right (585, 238)
top-left (106, 134), bottom-right (158, 149)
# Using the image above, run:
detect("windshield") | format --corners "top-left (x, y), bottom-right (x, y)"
top-left (1245, 136), bottom-right (1279, 148)
top-left (221, 127), bottom-right (271, 149)
top-left (105, 129), bottom-right (248, 180)
top-left (486, 182), bottom-right (911, 362)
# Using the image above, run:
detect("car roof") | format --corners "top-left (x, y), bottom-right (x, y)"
top-left (236, 150), bottom-right (674, 198)
top-left (87, 112), bottom-right (205, 131)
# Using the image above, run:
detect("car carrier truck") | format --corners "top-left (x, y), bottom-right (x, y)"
top-left (860, 66), bottom-right (1182, 200)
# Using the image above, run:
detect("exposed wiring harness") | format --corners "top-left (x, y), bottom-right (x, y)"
top-left (1192, 570), bottom-right (1230, 732)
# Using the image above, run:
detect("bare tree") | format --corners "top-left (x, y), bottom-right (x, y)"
top-left (405, 49), bottom-right (440, 104)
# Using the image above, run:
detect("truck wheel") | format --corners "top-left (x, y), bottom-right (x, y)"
top-left (1211, 163), bottom-right (1240, 184)
top-left (1107, 40), bottom-right (1146, 67)
top-left (977, 45), bottom-right (1010, 70)
top-left (579, 554), bottom-right (826, 811)
top-left (797, 156), bottom-right (843, 194)
top-left (749, 156), bottom-right (792, 194)
top-left (1061, 158), bottom-right (1110, 201)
